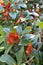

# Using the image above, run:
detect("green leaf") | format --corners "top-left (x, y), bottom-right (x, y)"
top-left (5, 43), bottom-right (14, 54)
top-left (3, 0), bottom-right (9, 4)
top-left (32, 49), bottom-right (40, 65)
top-left (22, 26), bottom-right (32, 35)
top-left (0, 36), bottom-right (5, 44)
top-left (0, 47), bottom-right (5, 52)
top-left (20, 15), bottom-right (30, 22)
top-left (0, 54), bottom-right (16, 65)
top-left (12, 0), bottom-right (18, 3)
top-left (3, 0), bottom-right (18, 4)
top-left (20, 4), bottom-right (27, 8)
top-left (9, 12), bottom-right (17, 19)
top-left (11, 28), bottom-right (17, 34)
top-left (19, 37), bottom-right (29, 46)
top-left (0, 7), bottom-right (4, 13)
top-left (21, 63), bottom-right (26, 65)
top-left (0, 26), bottom-right (6, 44)
top-left (17, 3), bottom-right (27, 9)
top-left (19, 34), bottom-right (35, 46)
top-left (18, 0), bottom-right (23, 3)
top-left (31, 34), bottom-right (40, 45)
top-left (37, 22), bottom-right (43, 29)
top-left (24, 34), bottom-right (35, 40)
top-left (38, 51), bottom-right (42, 64)
top-left (0, 26), bottom-right (5, 36)
top-left (14, 25), bottom-right (22, 34)
top-left (0, 62), bottom-right (5, 65)
top-left (16, 47), bottom-right (24, 65)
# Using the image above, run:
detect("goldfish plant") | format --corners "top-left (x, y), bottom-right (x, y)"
top-left (0, 0), bottom-right (43, 65)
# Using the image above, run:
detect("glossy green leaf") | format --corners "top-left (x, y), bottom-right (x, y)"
top-left (21, 63), bottom-right (26, 65)
top-left (0, 54), bottom-right (16, 65)
top-left (14, 25), bottom-right (22, 34)
top-left (16, 47), bottom-right (24, 65)
top-left (0, 26), bottom-right (6, 44)
top-left (19, 37), bottom-right (29, 46)
top-left (18, 0), bottom-right (23, 3)
top-left (19, 34), bottom-right (35, 46)
top-left (32, 49), bottom-right (40, 65)
top-left (37, 22), bottom-right (43, 29)
top-left (9, 12), bottom-right (17, 19)
top-left (3, 0), bottom-right (9, 4)
top-left (12, 0), bottom-right (18, 3)
top-left (0, 62), bottom-right (5, 65)
top-left (0, 47), bottom-right (5, 52)
top-left (5, 43), bottom-right (14, 54)
top-left (22, 26), bottom-right (32, 35)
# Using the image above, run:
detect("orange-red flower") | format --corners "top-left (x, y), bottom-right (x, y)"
top-left (25, 50), bottom-right (30, 55)
top-left (26, 44), bottom-right (33, 55)
top-left (7, 32), bottom-right (19, 44)
top-left (5, 2), bottom-right (12, 11)
top-left (5, 2), bottom-right (10, 10)
top-left (27, 44), bottom-right (33, 51)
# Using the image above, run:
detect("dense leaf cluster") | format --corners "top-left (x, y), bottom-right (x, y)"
top-left (0, 0), bottom-right (43, 65)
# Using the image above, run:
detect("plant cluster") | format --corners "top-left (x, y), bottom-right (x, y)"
top-left (0, 0), bottom-right (43, 65)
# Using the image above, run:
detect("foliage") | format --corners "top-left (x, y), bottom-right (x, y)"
top-left (0, 0), bottom-right (43, 65)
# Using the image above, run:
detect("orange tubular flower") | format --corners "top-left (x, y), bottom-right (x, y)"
top-left (7, 32), bottom-right (19, 44)
top-left (5, 2), bottom-right (12, 11)
top-left (26, 44), bottom-right (33, 55)
top-left (27, 44), bottom-right (33, 51)
top-left (26, 50), bottom-right (30, 55)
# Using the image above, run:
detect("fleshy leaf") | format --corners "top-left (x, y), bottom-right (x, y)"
top-left (0, 54), bottom-right (16, 65)
top-left (16, 47), bottom-right (24, 65)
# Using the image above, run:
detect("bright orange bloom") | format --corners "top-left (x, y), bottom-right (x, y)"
top-left (26, 50), bottom-right (30, 55)
top-left (26, 44), bottom-right (33, 55)
top-left (7, 32), bottom-right (19, 44)
top-left (5, 2), bottom-right (10, 10)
